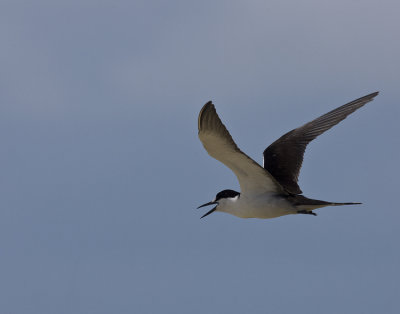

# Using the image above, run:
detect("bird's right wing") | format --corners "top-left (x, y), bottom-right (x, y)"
top-left (198, 102), bottom-right (284, 196)
top-left (263, 92), bottom-right (379, 194)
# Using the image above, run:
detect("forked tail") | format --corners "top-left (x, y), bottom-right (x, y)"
top-left (330, 202), bottom-right (362, 206)
top-left (288, 194), bottom-right (362, 210)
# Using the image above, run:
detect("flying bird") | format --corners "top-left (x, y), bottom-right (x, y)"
top-left (197, 92), bottom-right (379, 219)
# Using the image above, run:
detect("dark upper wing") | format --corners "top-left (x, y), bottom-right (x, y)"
top-left (263, 92), bottom-right (379, 194)
top-left (199, 102), bottom-right (284, 196)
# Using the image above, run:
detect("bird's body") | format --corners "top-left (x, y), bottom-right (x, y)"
top-left (197, 92), bottom-right (379, 219)
top-left (216, 193), bottom-right (294, 219)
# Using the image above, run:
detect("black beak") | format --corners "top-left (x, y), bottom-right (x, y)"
top-left (197, 201), bottom-right (217, 209)
top-left (197, 201), bottom-right (218, 219)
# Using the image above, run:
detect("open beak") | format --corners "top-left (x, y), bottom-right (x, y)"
top-left (197, 201), bottom-right (217, 209)
top-left (197, 201), bottom-right (218, 219)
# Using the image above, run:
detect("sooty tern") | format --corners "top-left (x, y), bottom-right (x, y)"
top-left (197, 92), bottom-right (379, 219)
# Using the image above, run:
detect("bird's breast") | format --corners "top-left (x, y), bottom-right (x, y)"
top-left (219, 194), bottom-right (296, 219)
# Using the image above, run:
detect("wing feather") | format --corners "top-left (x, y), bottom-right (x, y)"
top-left (198, 102), bottom-right (283, 196)
top-left (263, 92), bottom-right (379, 194)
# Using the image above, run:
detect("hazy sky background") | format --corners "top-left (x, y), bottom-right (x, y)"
top-left (0, 1), bottom-right (399, 313)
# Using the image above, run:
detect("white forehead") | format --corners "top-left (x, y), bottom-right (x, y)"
top-left (214, 195), bottom-right (239, 202)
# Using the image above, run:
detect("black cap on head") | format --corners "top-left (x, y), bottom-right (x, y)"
top-left (215, 189), bottom-right (240, 201)
top-left (197, 189), bottom-right (240, 219)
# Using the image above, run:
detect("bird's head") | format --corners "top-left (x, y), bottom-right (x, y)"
top-left (197, 189), bottom-right (240, 218)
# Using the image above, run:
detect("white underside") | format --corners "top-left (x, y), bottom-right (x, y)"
top-left (216, 194), bottom-right (297, 219)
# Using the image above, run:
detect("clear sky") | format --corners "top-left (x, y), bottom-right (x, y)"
top-left (0, 1), bottom-right (399, 313)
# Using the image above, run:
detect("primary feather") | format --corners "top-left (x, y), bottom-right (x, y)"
top-left (198, 102), bottom-right (284, 196)
top-left (263, 92), bottom-right (379, 194)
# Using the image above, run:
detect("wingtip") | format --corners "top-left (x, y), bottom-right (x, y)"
top-left (198, 100), bottom-right (215, 131)
top-left (358, 91), bottom-right (379, 102)
top-left (343, 91), bottom-right (380, 109)
top-left (361, 91), bottom-right (379, 103)
top-left (369, 91), bottom-right (379, 98)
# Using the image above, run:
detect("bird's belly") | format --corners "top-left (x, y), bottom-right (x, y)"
top-left (227, 194), bottom-right (295, 219)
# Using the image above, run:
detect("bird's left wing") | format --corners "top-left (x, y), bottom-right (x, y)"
top-left (198, 101), bottom-right (284, 196)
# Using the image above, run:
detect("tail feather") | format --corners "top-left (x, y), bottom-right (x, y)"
top-left (330, 202), bottom-right (362, 206)
top-left (288, 195), bottom-right (362, 210)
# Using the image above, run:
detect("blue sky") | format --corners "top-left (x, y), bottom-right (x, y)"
top-left (0, 1), bottom-right (399, 313)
